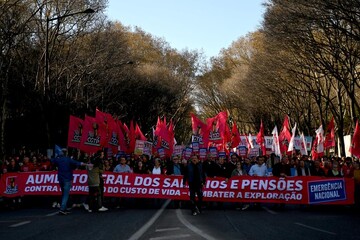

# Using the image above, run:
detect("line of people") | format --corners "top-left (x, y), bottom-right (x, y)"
top-left (1, 147), bottom-right (360, 215)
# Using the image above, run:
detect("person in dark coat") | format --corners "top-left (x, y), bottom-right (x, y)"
top-left (272, 156), bottom-right (291, 177)
top-left (310, 160), bottom-right (326, 176)
top-left (183, 155), bottom-right (206, 216)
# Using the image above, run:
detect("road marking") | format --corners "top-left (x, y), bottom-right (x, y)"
top-left (225, 214), bottom-right (240, 232)
top-left (128, 199), bottom-right (171, 240)
top-left (176, 209), bottom-right (217, 240)
top-left (149, 234), bottom-right (191, 240)
top-left (294, 222), bottom-right (336, 235)
top-left (46, 212), bottom-right (60, 216)
top-left (9, 221), bottom-right (31, 227)
top-left (262, 206), bottom-right (278, 215)
top-left (155, 227), bottom-right (181, 232)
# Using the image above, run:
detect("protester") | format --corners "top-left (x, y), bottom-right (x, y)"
top-left (166, 156), bottom-right (184, 176)
top-left (227, 154), bottom-right (238, 176)
top-left (231, 161), bottom-right (245, 177)
top-left (353, 162), bottom-right (360, 207)
top-left (231, 161), bottom-right (245, 210)
top-left (242, 158), bottom-right (253, 175)
top-left (166, 156), bottom-right (184, 208)
top-left (342, 157), bottom-right (354, 178)
top-left (113, 156), bottom-right (132, 208)
top-left (215, 157), bottom-right (230, 178)
top-left (51, 148), bottom-right (89, 215)
top-left (133, 160), bottom-right (148, 174)
top-left (295, 160), bottom-right (311, 176)
top-left (249, 156), bottom-right (268, 177)
top-left (183, 155), bottom-right (206, 216)
top-left (151, 158), bottom-right (163, 174)
top-left (87, 151), bottom-right (108, 212)
top-left (140, 154), bottom-right (153, 174)
top-left (113, 156), bottom-right (132, 173)
top-left (7, 158), bottom-right (20, 173)
top-left (245, 155), bottom-right (268, 210)
top-left (272, 156), bottom-right (291, 177)
top-left (327, 162), bottom-right (343, 177)
top-left (203, 156), bottom-right (217, 178)
top-left (310, 160), bottom-right (326, 176)
top-left (20, 157), bottom-right (34, 172)
top-left (103, 159), bottom-right (113, 172)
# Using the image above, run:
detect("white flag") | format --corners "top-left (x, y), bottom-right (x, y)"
top-left (248, 133), bottom-right (254, 149)
top-left (300, 132), bottom-right (308, 155)
top-left (315, 125), bottom-right (324, 154)
top-left (272, 126), bottom-right (281, 157)
top-left (287, 123), bottom-right (297, 152)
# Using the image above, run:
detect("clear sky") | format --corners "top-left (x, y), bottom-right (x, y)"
top-left (106, 0), bottom-right (266, 60)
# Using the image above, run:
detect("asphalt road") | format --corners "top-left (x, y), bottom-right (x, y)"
top-left (0, 198), bottom-right (360, 240)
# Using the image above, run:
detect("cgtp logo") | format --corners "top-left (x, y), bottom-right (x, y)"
top-left (4, 176), bottom-right (18, 194)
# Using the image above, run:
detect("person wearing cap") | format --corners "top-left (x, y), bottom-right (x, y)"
top-left (51, 148), bottom-right (90, 215)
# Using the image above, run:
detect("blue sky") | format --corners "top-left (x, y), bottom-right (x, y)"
top-left (106, 0), bottom-right (266, 59)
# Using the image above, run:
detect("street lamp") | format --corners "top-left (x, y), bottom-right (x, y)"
top-left (44, 8), bottom-right (95, 94)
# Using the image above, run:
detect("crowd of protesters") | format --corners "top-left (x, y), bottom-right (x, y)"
top-left (1, 147), bottom-right (360, 214)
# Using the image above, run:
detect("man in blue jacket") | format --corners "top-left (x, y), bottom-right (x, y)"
top-left (51, 148), bottom-right (90, 215)
top-left (183, 155), bottom-right (206, 216)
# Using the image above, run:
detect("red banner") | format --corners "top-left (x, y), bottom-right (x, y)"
top-left (0, 172), bottom-right (354, 205)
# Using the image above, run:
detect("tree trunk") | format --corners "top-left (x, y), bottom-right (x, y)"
top-left (0, 99), bottom-right (6, 160)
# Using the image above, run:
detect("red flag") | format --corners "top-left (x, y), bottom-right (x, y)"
top-left (190, 113), bottom-right (208, 147)
top-left (324, 117), bottom-right (335, 149)
top-left (128, 120), bottom-right (136, 154)
top-left (122, 122), bottom-right (131, 154)
top-left (279, 115), bottom-right (291, 155)
top-left (168, 120), bottom-right (175, 156)
top-left (95, 108), bottom-right (113, 126)
top-left (107, 118), bottom-right (120, 154)
top-left (135, 123), bottom-right (147, 141)
top-left (79, 115), bottom-right (107, 154)
top-left (256, 120), bottom-right (266, 155)
top-left (207, 111), bottom-right (228, 144)
top-left (152, 117), bottom-right (162, 154)
top-left (154, 117), bottom-right (171, 157)
top-left (67, 115), bottom-right (83, 149)
top-left (311, 125), bottom-right (324, 160)
top-left (230, 122), bottom-right (241, 148)
top-left (95, 109), bottom-right (113, 142)
top-left (116, 120), bottom-right (127, 153)
top-left (350, 120), bottom-right (360, 158)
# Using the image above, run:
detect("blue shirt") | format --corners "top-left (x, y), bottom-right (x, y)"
top-left (113, 164), bottom-right (132, 173)
top-left (51, 156), bottom-right (82, 182)
top-left (249, 163), bottom-right (268, 177)
top-left (173, 164), bottom-right (182, 175)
